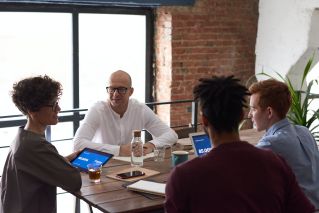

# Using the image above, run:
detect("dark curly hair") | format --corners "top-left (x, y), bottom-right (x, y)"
top-left (193, 75), bottom-right (250, 133)
top-left (11, 75), bottom-right (62, 115)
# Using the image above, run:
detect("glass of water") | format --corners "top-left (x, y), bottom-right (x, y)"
top-left (154, 146), bottom-right (165, 162)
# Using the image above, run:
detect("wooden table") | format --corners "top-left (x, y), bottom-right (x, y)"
top-left (73, 158), bottom-right (172, 213)
top-left (239, 128), bottom-right (265, 145)
top-left (71, 128), bottom-right (263, 213)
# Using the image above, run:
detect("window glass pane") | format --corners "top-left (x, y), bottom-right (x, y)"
top-left (50, 121), bottom-right (74, 142)
top-left (0, 126), bottom-right (22, 147)
top-left (0, 12), bottom-right (73, 116)
top-left (79, 13), bottom-right (146, 108)
top-left (52, 139), bottom-right (73, 157)
top-left (0, 12), bottom-right (74, 177)
top-left (56, 189), bottom-right (103, 213)
top-left (0, 147), bottom-right (10, 176)
top-left (57, 192), bottom-right (76, 213)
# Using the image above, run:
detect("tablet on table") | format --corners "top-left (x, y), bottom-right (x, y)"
top-left (71, 148), bottom-right (113, 172)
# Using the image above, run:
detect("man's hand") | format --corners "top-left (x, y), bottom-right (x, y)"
top-left (65, 150), bottom-right (82, 162)
top-left (119, 143), bottom-right (131, 156)
top-left (143, 142), bottom-right (155, 155)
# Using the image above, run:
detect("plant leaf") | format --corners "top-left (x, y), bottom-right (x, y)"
top-left (255, 53), bottom-right (319, 141)
top-left (301, 53), bottom-right (314, 88)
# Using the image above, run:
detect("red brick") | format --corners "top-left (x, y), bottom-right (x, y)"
top-left (155, 0), bottom-right (258, 127)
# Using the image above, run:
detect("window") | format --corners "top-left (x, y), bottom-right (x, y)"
top-left (0, 11), bottom-right (73, 173)
top-left (0, 5), bottom-right (153, 164)
top-left (0, 5), bottom-right (153, 213)
top-left (79, 13), bottom-right (146, 108)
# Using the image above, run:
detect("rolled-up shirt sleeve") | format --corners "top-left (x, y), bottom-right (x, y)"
top-left (142, 105), bottom-right (178, 147)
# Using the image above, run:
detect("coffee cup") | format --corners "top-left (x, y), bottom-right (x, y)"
top-left (171, 150), bottom-right (189, 166)
top-left (87, 163), bottom-right (102, 183)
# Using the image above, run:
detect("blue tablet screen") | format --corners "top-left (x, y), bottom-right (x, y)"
top-left (192, 134), bottom-right (212, 156)
top-left (71, 148), bottom-right (113, 172)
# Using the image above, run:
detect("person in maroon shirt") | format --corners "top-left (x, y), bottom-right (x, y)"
top-left (165, 75), bottom-right (315, 213)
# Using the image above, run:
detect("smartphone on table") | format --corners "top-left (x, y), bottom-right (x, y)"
top-left (116, 170), bottom-right (145, 179)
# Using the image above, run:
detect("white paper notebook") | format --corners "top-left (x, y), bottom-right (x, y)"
top-left (127, 180), bottom-right (166, 196)
top-left (113, 152), bottom-right (154, 162)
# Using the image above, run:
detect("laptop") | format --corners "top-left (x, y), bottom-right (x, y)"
top-left (189, 132), bottom-right (213, 157)
top-left (71, 148), bottom-right (113, 172)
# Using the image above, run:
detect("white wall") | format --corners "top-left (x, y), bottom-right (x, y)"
top-left (255, 0), bottom-right (319, 88)
top-left (256, 1), bottom-right (319, 134)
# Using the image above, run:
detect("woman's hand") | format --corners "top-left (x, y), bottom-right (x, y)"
top-left (65, 150), bottom-right (82, 162)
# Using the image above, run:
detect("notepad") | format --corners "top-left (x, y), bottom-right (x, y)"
top-left (127, 180), bottom-right (166, 197)
top-left (113, 152), bottom-right (154, 162)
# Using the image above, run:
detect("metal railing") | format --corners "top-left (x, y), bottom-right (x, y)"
top-left (0, 99), bottom-right (199, 146)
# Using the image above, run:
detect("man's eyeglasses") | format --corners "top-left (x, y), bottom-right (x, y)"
top-left (44, 101), bottom-right (59, 111)
top-left (106, 87), bottom-right (128, 94)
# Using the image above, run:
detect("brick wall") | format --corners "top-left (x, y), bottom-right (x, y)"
top-left (155, 0), bottom-right (259, 128)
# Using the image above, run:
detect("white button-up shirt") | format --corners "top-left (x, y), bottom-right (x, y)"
top-left (73, 99), bottom-right (178, 156)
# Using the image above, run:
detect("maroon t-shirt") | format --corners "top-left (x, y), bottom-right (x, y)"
top-left (165, 141), bottom-right (315, 213)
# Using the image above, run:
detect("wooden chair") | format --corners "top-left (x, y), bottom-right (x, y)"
top-left (174, 127), bottom-right (196, 139)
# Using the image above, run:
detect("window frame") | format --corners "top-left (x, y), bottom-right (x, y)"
top-left (0, 3), bottom-right (154, 135)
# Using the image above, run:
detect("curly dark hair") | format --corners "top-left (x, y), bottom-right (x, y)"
top-left (11, 75), bottom-right (62, 115)
top-left (193, 75), bottom-right (250, 133)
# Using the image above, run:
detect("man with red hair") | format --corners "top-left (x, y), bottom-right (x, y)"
top-left (249, 78), bottom-right (319, 209)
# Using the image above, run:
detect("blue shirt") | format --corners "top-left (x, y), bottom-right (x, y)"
top-left (257, 118), bottom-right (319, 209)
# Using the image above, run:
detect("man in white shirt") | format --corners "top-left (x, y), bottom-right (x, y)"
top-left (73, 70), bottom-right (178, 156)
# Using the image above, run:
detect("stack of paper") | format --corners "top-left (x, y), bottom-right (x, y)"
top-left (113, 152), bottom-right (154, 162)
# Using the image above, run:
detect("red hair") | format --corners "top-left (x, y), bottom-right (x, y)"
top-left (249, 79), bottom-right (291, 119)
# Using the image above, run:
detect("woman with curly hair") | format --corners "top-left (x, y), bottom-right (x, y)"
top-left (0, 75), bottom-right (81, 213)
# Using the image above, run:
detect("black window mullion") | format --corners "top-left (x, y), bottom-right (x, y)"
top-left (72, 11), bottom-right (80, 135)
top-left (0, 5), bottom-right (154, 135)
top-left (145, 9), bottom-right (154, 104)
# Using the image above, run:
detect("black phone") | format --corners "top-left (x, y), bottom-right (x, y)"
top-left (116, 170), bottom-right (145, 179)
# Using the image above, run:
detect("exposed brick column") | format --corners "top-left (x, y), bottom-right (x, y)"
top-left (154, 8), bottom-right (173, 125)
top-left (155, 0), bottom-right (259, 128)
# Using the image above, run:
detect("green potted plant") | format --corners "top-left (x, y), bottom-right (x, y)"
top-left (256, 55), bottom-right (319, 141)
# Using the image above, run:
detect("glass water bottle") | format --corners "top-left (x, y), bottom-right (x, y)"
top-left (131, 130), bottom-right (143, 167)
